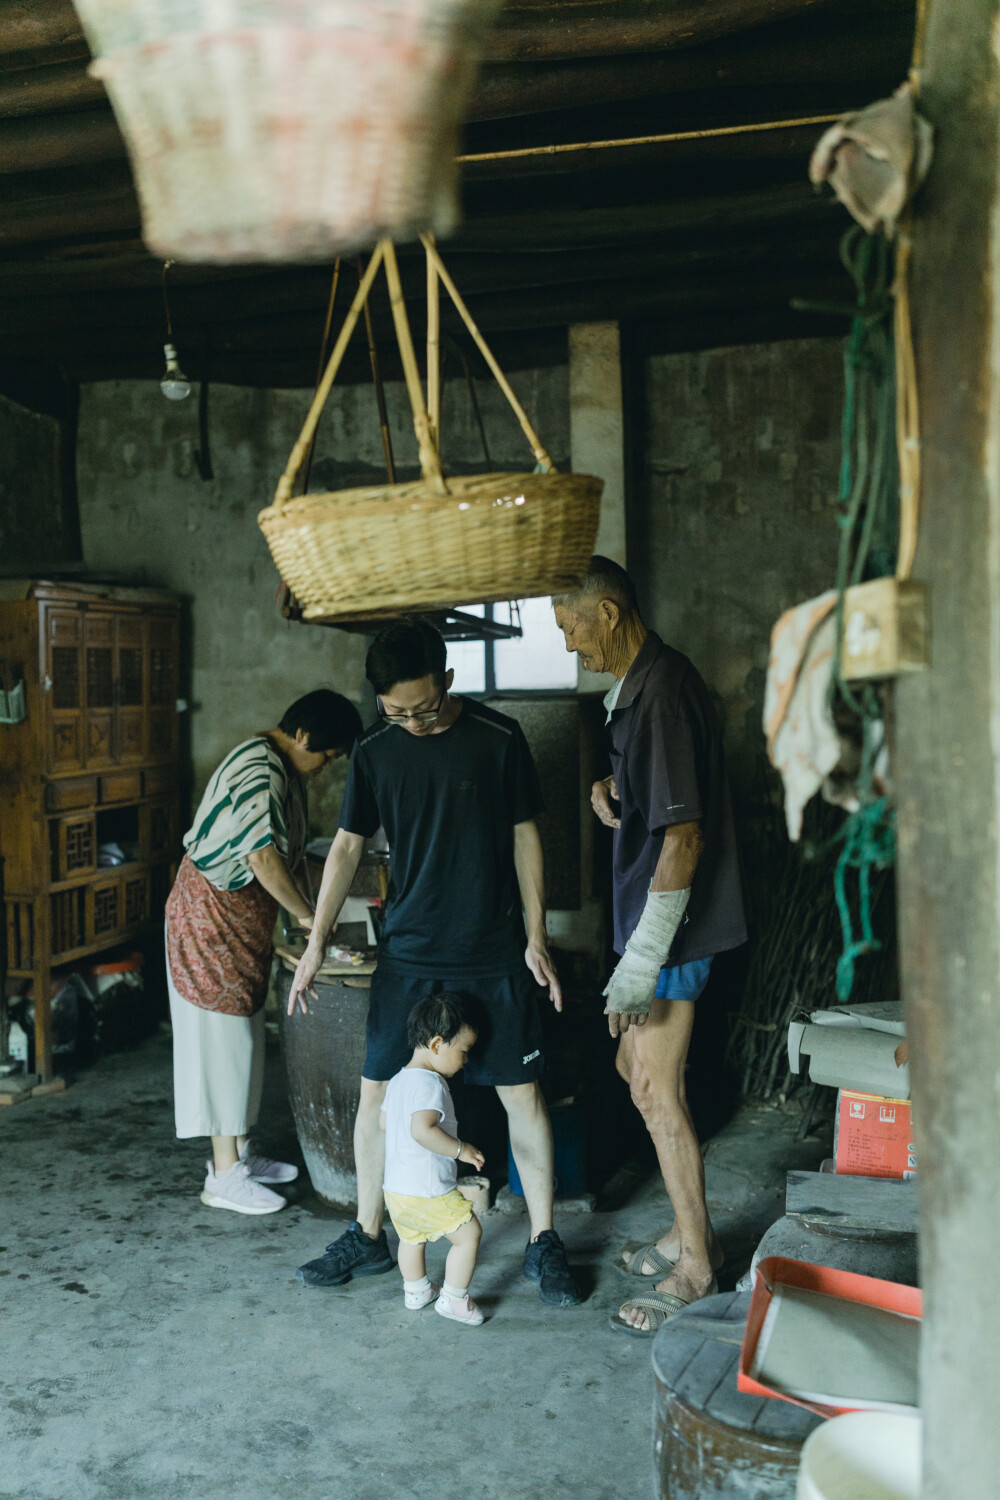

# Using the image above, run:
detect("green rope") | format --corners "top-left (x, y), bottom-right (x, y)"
top-left (815, 227), bottom-right (900, 999)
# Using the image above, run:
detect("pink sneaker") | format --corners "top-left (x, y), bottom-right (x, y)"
top-left (200, 1160), bottom-right (285, 1215)
top-left (435, 1290), bottom-right (484, 1326)
top-left (404, 1281), bottom-right (440, 1311)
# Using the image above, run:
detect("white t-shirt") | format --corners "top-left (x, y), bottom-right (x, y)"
top-left (382, 1066), bottom-right (458, 1199)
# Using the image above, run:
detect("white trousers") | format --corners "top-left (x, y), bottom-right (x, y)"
top-left (167, 960), bottom-right (265, 1139)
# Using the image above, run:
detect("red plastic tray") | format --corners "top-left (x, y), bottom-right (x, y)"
top-left (737, 1255), bottom-right (923, 1418)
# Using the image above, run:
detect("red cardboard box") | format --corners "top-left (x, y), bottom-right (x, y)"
top-left (834, 1089), bottom-right (915, 1179)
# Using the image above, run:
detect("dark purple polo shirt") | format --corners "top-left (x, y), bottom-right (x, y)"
top-left (607, 631), bottom-right (747, 964)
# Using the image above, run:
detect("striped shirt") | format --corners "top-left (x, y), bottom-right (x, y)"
top-left (183, 736), bottom-right (307, 892)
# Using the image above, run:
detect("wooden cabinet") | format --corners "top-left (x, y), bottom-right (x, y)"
top-left (0, 583), bottom-right (182, 1079)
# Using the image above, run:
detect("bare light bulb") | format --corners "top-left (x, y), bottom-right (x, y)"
top-left (160, 343), bottom-right (191, 401)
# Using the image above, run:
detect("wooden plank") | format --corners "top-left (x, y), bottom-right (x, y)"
top-left (675, 1340), bottom-right (738, 1409)
top-left (786, 1169), bottom-right (919, 1236)
top-left (274, 943), bottom-right (376, 978)
top-left (841, 578), bottom-right (930, 682)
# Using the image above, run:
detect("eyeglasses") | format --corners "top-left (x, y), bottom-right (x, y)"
top-left (377, 685), bottom-right (446, 726)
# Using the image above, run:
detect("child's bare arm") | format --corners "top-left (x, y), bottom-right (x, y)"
top-left (410, 1109), bottom-right (485, 1170)
top-left (379, 1109), bottom-right (387, 1133)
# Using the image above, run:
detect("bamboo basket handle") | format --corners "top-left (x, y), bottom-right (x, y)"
top-left (894, 230), bottom-right (920, 580)
top-left (426, 234), bottom-right (441, 452)
top-left (420, 233), bottom-right (554, 473)
top-left (274, 243), bottom-right (386, 508)
top-left (382, 240), bottom-right (447, 493)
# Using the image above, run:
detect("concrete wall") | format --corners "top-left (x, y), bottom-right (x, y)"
top-left (0, 391), bottom-right (79, 569)
top-left (632, 338), bottom-right (843, 811)
top-left (76, 368), bottom-right (569, 829)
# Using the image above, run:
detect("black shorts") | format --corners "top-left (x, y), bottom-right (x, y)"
top-left (363, 957), bottom-right (545, 1086)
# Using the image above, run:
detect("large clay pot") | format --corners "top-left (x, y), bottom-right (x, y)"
top-left (275, 964), bottom-right (368, 1207)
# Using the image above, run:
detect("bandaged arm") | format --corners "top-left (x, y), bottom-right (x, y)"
top-left (604, 820), bottom-right (703, 1016)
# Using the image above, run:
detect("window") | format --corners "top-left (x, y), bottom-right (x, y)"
top-left (449, 598), bottom-right (577, 695)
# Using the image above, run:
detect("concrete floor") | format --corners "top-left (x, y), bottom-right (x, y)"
top-left (1, 1032), bottom-right (827, 1500)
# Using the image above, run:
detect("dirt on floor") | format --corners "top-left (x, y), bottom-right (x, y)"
top-left (0, 1030), bottom-right (827, 1500)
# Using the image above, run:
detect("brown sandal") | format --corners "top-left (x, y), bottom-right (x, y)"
top-left (614, 1242), bottom-right (677, 1279)
top-left (609, 1279), bottom-right (719, 1338)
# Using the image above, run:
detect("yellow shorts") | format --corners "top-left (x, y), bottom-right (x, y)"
top-left (384, 1188), bottom-right (473, 1245)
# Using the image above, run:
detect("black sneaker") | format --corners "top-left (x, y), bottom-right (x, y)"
top-left (296, 1221), bottom-right (395, 1287)
top-left (523, 1230), bottom-right (583, 1308)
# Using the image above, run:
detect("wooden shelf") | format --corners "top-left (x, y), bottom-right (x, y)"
top-left (0, 584), bottom-right (182, 1078)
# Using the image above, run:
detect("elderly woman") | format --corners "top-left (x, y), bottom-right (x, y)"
top-left (166, 689), bottom-right (362, 1215)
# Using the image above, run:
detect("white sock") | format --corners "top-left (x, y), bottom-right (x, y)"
top-left (443, 1281), bottom-right (469, 1300)
top-left (403, 1276), bottom-right (432, 1295)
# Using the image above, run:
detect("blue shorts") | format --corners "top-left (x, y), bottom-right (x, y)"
top-left (654, 956), bottom-right (714, 1002)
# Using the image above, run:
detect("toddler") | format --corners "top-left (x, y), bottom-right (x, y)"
top-left (381, 993), bottom-right (486, 1326)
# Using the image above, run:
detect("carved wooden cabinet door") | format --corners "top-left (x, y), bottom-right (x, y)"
top-left (83, 610), bottom-right (115, 769)
top-left (116, 612), bottom-right (146, 764)
top-left (43, 605), bottom-right (84, 772)
top-left (148, 613), bottom-right (178, 762)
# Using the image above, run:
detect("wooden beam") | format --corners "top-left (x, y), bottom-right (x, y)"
top-left (0, 0), bottom-right (85, 61)
top-left (0, 0), bottom-right (911, 66)
top-left (0, 234), bottom-right (843, 325)
top-left (483, 0), bottom-right (859, 61)
top-left (28, 302), bottom-right (842, 385)
top-left (0, 9), bottom-right (914, 125)
top-left (0, 174), bottom-right (139, 246)
top-left (0, 270), bottom-right (851, 359)
top-left (0, 59), bottom-right (104, 120)
top-left (0, 108), bottom-right (123, 174)
top-left (0, 169), bottom-right (836, 250)
top-left (471, 9), bottom-right (914, 118)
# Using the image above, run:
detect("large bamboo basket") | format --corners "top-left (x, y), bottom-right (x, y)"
top-left (73, 0), bottom-right (501, 262)
top-left (258, 238), bottom-right (603, 621)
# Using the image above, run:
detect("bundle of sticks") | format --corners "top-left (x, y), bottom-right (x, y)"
top-left (727, 798), bottom-right (899, 1102)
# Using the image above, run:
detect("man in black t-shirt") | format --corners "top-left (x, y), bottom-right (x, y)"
top-left (555, 557), bottom-right (747, 1337)
top-left (288, 619), bottom-right (581, 1309)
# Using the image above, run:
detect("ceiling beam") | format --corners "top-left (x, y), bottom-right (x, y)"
top-left (0, 59), bottom-right (104, 120)
top-left (483, 0), bottom-right (883, 62)
top-left (0, 0), bottom-right (905, 66)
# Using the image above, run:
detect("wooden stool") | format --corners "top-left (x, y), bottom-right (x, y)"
top-left (652, 1291), bottom-right (822, 1500)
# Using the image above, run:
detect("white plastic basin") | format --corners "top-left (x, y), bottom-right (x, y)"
top-left (797, 1412), bottom-right (921, 1500)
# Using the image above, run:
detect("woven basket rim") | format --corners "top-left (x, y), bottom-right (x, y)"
top-left (259, 469), bottom-right (602, 526)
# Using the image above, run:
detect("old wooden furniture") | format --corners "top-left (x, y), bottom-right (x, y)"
top-left (0, 581), bottom-right (181, 1080)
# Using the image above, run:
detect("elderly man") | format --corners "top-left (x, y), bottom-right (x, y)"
top-left (555, 557), bottom-right (746, 1335)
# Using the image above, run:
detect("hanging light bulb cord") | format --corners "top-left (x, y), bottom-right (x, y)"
top-left (162, 261), bottom-right (175, 342)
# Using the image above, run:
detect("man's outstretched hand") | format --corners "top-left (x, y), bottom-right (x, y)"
top-left (591, 775), bottom-right (621, 829)
top-left (287, 943), bottom-right (323, 1016)
top-left (526, 940), bottom-right (563, 1012)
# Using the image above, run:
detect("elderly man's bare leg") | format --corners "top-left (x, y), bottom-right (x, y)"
top-left (616, 995), bottom-right (719, 1332)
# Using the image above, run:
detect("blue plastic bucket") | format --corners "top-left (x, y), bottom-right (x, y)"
top-left (508, 1100), bottom-right (587, 1198)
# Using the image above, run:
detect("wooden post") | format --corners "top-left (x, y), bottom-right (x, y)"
top-left (32, 894), bottom-right (52, 1081)
top-left (894, 1), bottom-right (1000, 1492)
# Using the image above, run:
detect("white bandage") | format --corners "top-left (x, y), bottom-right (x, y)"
top-left (603, 887), bottom-right (691, 1015)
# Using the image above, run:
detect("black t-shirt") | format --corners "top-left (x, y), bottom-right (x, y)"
top-left (339, 699), bottom-right (544, 976)
top-left (608, 632), bottom-right (747, 964)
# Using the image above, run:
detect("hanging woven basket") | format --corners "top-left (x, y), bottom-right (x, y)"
top-left (258, 238), bottom-right (603, 621)
top-left (73, 0), bottom-right (501, 263)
